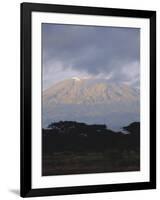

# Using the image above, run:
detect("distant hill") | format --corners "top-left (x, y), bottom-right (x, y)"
top-left (43, 78), bottom-right (140, 130)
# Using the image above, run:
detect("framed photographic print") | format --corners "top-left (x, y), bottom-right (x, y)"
top-left (20, 2), bottom-right (156, 197)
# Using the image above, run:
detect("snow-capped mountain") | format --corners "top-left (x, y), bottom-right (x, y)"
top-left (43, 77), bottom-right (140, 130)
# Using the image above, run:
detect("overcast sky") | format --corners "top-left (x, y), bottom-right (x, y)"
top-left (42, 23), bottom-right (140, 90)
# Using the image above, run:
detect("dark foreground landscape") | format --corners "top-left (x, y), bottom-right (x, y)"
top-left (42, 121), bottom-right (140, 176)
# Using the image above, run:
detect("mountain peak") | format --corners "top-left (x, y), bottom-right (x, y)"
top-left (43, 78), bottom-right (140, 129)
top-left (43, 78), bottom-right (139, 105)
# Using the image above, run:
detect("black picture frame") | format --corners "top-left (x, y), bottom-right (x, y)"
top-left (20, 2), bottom-right (156, 198)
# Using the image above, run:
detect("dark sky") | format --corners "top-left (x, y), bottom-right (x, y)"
top-left (42, 23), bottom-right (140, 90)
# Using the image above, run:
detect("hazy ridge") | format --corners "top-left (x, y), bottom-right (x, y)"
top-left (43, 77), bottom-right (140, 130)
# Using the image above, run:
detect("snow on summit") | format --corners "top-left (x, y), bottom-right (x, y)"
top-left (72, 77), bottom-right (81, 81)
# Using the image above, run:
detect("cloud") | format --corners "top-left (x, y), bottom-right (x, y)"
top-left (42, 23), bottom-right (140, 89)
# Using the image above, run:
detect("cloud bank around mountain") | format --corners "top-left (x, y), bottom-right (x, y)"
top-left (42, 23), bottom-right (140, 90)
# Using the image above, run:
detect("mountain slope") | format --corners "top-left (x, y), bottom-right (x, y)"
top-left (43, 78), bottom-right (140, 130)
top-left (43, 78), bottom-right (139, 104)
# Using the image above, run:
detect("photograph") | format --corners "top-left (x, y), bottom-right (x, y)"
top-left (42, 23), bottom-right (140, 176)
top-left (21, 3), bottom-right (156, 197)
